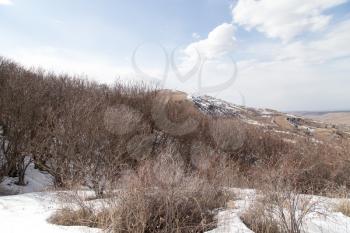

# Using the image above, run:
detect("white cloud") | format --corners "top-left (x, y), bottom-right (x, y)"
top-left (276, 19), bottom-right (350, 64)
top-left (166, 23), bottom-right (238, 95)
top-left (229, 18), bottom-right (350, 111)
top-left (232, 0), bottom-right (347, 41)
top-left (0, 0), bottom-right (12, 5)
top-left (191, 32), bottom-right (201, 39)
top-left (185, 23), bottom-right (235, 59)
top-left (1, 47), bottom-right (136, 84)
top-left (234, 57), bottom-right (350, 111)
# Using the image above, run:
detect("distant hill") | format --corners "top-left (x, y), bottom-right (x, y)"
top-left (293, 111), bottom-right (350, 126)
top-left (185, 94), bottom-right (350, 141)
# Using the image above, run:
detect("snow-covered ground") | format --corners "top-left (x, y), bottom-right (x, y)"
top-left (0, 159), bottom-right (53, 195)
top-left (212, 189), bottom-right (350, 233)
top-left (0, 192), bottom-right (100, 233)
top-left (0, 161), bottom-right (100, 233)
top-left (1, 163), bottom-right (350, 233)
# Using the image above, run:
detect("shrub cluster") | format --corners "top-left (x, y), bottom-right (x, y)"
top-left (1, 56), bottom-right (350, 193)
top-left (1, 57), bottom-right (350, 232)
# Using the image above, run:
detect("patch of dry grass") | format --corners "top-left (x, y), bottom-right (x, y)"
top-left (50, 154), bottom-right (230, 233)
top-left (241, 202), bottom-right (281, 233)
top-left (49, 207), bottom-right (109, 228)
top-left (335, 200), bottom-right (350, 217)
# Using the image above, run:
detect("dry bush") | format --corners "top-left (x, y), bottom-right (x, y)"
top-left (151, 93), bottom-right (201, 137)
top-left (189, 140), bottom-right (244, 187)
top-left (0, 57), bottom-right (160, 189)
top-left (105, 152), bottom-right (229, 233)
top-left (2, 55), bottom-right (350, 199)
top-left (0, 126), bottom-right (6, 182)
top-left (0, 58), bottom-right (48, 185)
top-left (335, 200), bottom-right (350, 217)
top-left (242, 190), bottom-right (319, 233)
top-left (243, 172), bottom-right (321, 233)
top-left (282, 139), bottom-right (350, 193)
top-left (209, 118), bottom-right (246, 153)
top-left (49, 208), bottom-right (106, 228)
top-left (241, 202), bottom-right (281, 233)
top-left (50, 151), bottom-right (230, 233)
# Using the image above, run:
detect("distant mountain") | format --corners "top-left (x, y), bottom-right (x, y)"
top-left (293, 111), bottom-right (350, 126)
top-left (164, 92), bottom-right (350, 142)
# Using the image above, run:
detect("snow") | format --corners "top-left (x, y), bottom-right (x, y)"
top-left (283, 138), bottom-right (297, 144)
top-left (259, 109), bottom-right (275, 116)
top-left (243, 119), bottom-right (266, 127)
top-left (209, 189), bottom-right (350, 233)
top-left (208, 200), bottom-right (254, 233)
top-left (0, 160), bottom-right (100, 233)
top-left (1, 161), bottom-right (350, 233)
top-left (304, 212), bottom-right (350, 233)
top-left (0, 159), bottom-right (53, 195)
top-left (190, 95), bottom-right (244, 116)
top-left (0, 192), bottom-right (100, 233)
top-left (208, 209), bottom-right (253, 233)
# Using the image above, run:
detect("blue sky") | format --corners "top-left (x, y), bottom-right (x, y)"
top-left (1, 0), bottom-right (350, 111)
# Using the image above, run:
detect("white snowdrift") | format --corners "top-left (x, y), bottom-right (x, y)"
top-left (212, 189), bottom-right (350, 233)
top-left (0, 192), bottom-right (100, 233)
top-left (0, 159), bottom-right (53, 195)
top-left (1, 163), bottom-right (350, 233)
top-left (0, 161), bottom-right (100, 233)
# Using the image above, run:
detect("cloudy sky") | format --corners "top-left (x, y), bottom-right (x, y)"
top-left (1, 0), bottom-right (350, 111)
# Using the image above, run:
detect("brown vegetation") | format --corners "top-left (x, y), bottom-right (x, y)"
top-left (50, 154), bottom-right (230, 233)
top-left (335, 200), bottom-right (350, 217)
top-left (1, 56), bottom-right (350, 231)
top-left (242, 176), bottom-right (321, 233)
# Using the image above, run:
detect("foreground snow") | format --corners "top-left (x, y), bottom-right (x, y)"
top-left (2, 189), bottom-right (349, 233)
top-left (0, 161), bottom-right (99, 233)
top-left (0, 159), bottom-right (53, 195)
top-left (1, 164), bottom-right (350, 233)
top-left (212, 189), bottom-right (350, 233)
top-left (0, 192), bottom-right (100, 233)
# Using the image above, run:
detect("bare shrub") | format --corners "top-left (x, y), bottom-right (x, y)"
top-left (0, 59), bottom-right (47, 185)
top-left (334, 200), bottom-right (350, 217)
top-left (2, 56), bottom-right (350, 199)
top-left (243, 172), bottom-right (321, 233)
top-left (210, 118), bottom-right (246, 153)
top-left (104, 104), bottom-right (145, 136)
top-left (242, 189), bottom-right (319, 233)
top-left (151, 93), bottom-right (200, 136)
top-left (241, 202), bottom-right (281, 233)
top-left (50, 152), bottom-right (230, 233)
top-left (107, 160), bottom-right (229, 233)
top-left (49, 208), bottom-right (105, 228)
top-left (0, 125), bottom-right (6, 182)
top-left (283, 140), bottom-right (350, 193)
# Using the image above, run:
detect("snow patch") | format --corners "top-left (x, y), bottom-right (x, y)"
top-left (0, 160), bottom-right (53, 195)
top-left (0, 192), bottom-right (100, 233)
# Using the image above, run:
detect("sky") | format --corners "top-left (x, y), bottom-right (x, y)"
top-left (1, 0), bottom-right (350, 111)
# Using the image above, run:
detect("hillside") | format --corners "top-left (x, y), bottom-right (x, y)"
top-left (295, 111), bottom-right (350, 127)
top-left (168, 93), bottom-right (350, 143)
top-left (1, 57), bottom-right (350, 233)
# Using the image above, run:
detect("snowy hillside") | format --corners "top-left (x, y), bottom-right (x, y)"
top-left (0, 89), bottom-right (350, 233)
top-left (188, 94), bottom-right (350, 142)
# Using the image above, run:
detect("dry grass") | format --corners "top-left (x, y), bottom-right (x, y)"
top-left (1, 56), bottom-right (350, 195)
top-left (49, 208), bottom-right (108, 228)
top-left (50, 153), bottom-right (230, 233)
top-left (2, 56), bottom-right (350, 232)
top-left (241, 203), bottom-right (281, 233)
top-left (242, 172), bottom-right (321, 233)
top-left (335, 200), bottom-right (350, 217)
top-left (241, 191), bottom-right (319, 233)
